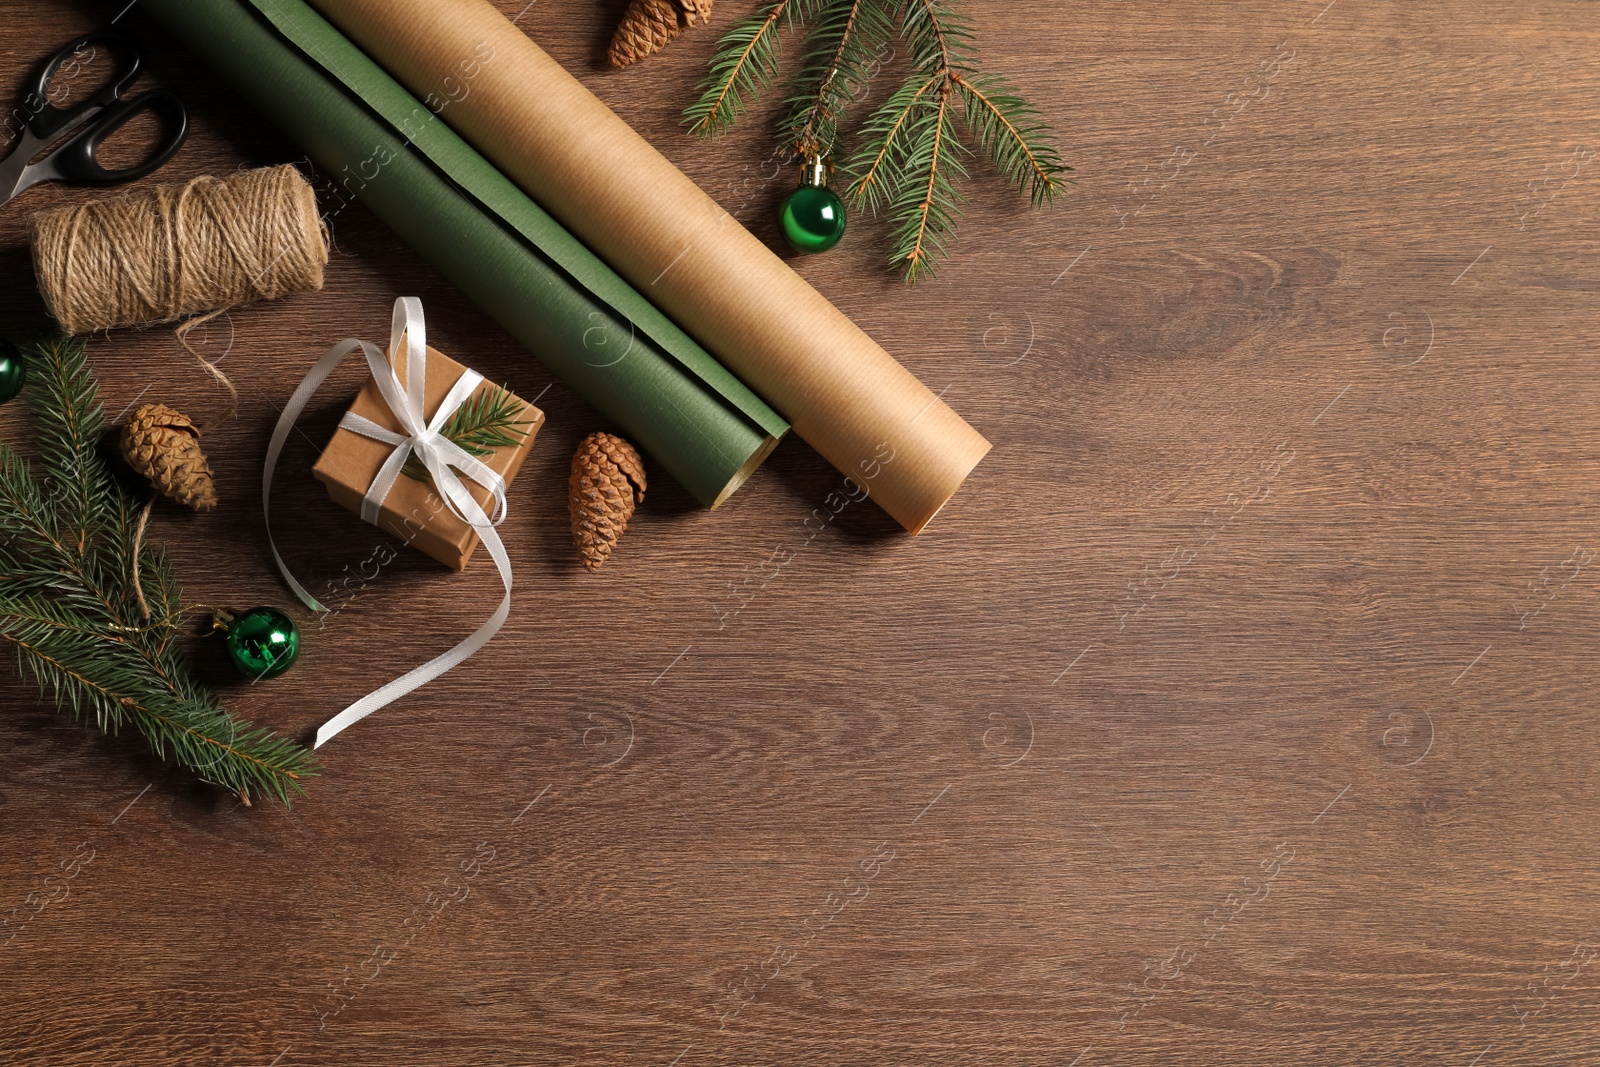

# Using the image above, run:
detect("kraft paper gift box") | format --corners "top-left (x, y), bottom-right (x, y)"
top-left (312, 344), bottom-right (542, 570)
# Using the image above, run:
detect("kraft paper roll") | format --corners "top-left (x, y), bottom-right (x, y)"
top-left (305, 0), bottom-right (992, 534)
top-left (137, 0), bottom-right (786, 509)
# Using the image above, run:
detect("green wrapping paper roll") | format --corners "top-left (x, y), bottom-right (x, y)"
top-left (136, 0), bottom-right (785, 508)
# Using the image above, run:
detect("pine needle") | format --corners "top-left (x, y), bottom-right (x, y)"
top-left (782, 0), bottom-right (897, 160)
top-left (953, 70), bottom-right (1071, 207)
top-left (883, 78), bottom-right (968, 283)
top-left (401, 384), bottom-right (531, 483)
top-left (0, 337), bottom-right (317, 805)
top-left (685, 0), bottom-right (818, 138)
top-left (842, 73), bottom-right (941, 227)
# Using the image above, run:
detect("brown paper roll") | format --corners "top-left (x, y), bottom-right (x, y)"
top-left (306, 0), bottom-right (991, 534)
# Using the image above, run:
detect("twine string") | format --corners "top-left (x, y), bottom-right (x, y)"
top-left (32, 164), bottom-right (328, 428)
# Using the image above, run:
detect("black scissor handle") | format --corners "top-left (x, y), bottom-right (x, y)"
top-left (26, 27), bottom-right (143, 141)
top-left (43, 88), bottom-right (187, 187)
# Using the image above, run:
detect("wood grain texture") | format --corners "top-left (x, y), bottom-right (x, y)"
top-left (2, 1), bottom-right (1599, 1064)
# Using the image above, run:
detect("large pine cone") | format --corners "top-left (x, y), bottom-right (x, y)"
top-left (569, 432), bottom-right (646, 571)
top-left (120, 403), bottom-right (217, 511)
top-left (608, 0), bottom-right (713, 68)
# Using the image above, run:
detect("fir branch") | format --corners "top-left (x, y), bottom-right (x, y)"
top-left (901, 0), bottom-right (969, 74)
top-left (848, 0), bottom-right (1065, 278)
top-left (401, 385), bottom-right (531, 483)
top-left (843, 73), bottom-right (940, 216)
top-left (5, 625), bottom-right (143, 735)
top-left (0, 338), bottom-right (317, 805)
top-left (882, 79), bottom-right (968, 283)
top-left (0, 367), bottom-right (138, 632)
top-left (0, 439), bottom-right (66, 565)
top-left (782, 0), bottom-right (896, 160)
top-left (28, 336), bottom-right (109, 554)
top-left (685, 0), bottom-right (812, 139)
top-left (4, 623), bottom-right (307, 805)
top-left (953, 70), bottom-right (1071, 206)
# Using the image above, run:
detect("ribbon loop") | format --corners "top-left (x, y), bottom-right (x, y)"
top-left (263, 297), bottom-right (516, 747)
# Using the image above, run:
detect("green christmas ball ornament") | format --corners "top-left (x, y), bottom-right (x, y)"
top-left (779, 156), bottom-right (847, 254)
top-left (220, 607), bottom-right (300, 680)
top-left (0, 340), bottom-right (26, 405)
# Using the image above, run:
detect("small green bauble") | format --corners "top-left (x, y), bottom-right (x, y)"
top-left (0, 340), bottom-right (26, 405)
top-left (223, 607), bottom-right (300, 680)
top-left (780, 184), bottom-right (847, 253)
top-left (779, 155), bottom-right (848, 256)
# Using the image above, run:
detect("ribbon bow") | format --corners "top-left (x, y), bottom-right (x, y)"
top-left (264, 297), bottom-right (514, 748)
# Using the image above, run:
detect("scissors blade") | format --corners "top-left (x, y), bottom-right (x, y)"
top-left (0, 130), bottom-right (47, 204)
top-left (0, 107), bottom-right (102, 205)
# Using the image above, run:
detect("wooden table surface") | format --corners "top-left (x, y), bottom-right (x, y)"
top-left (4, 1), bottom-right (1599, 1063)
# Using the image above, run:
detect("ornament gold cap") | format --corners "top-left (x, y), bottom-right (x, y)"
top-left (800, 154), bottom-right (831, 188)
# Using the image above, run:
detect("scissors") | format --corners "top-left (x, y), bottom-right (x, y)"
top-left (0, 27), bottom-right (188, 207)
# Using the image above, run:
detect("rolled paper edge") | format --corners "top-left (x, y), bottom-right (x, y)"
top-left (908, 435), bottom-right (991, 537)
top-left (710, 433), bottom-right (781, 511)
top-left (876, 397), bottom-right (992, 536)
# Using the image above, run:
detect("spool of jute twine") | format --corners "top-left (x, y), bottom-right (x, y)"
top-left (31, 163), bottom-right (329, 427)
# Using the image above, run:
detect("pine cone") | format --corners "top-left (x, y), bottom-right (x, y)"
top-left (120, 403), bottom-right (217, 511)
top-left (569, 432), bottom-right (646, 571)
top-left (608, 0), bottom-right (713, 68)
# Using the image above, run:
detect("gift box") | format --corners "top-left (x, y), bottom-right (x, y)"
top-left (311, 341), bottom-right (542, 570)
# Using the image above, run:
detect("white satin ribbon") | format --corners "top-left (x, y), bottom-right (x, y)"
top-left (263, 297), bottom-right (514, 748)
